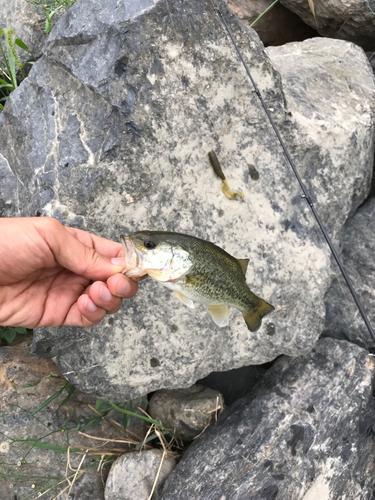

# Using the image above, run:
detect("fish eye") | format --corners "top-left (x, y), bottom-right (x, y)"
top-left (144, 239), bottom-right (156, 249)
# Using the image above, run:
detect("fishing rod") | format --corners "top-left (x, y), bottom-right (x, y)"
top-left (210, 0), bottom-right (375, 343)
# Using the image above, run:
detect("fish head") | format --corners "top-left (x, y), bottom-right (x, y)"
top-left (120, 231), bottom-right (193, 282)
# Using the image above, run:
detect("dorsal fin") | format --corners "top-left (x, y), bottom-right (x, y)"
top-left (237, 259), bottom-right (249, 276)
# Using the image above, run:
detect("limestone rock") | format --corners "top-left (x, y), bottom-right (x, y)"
top-left (279, 0), bottom-right (375, 50)
top-left (324, 196), bottom-right (375, 348)
top-left (226, 0), bottom-right (318, 46)
top-left (266, 38), bottom-right (375, 230)
top-left (105, 450), bottom-right (177, 500)
top-left (0, 0), bottom-right (374, 399)
top-left (148, 385), bottom-right (225, 441)
top-left (160, 338), bottom-right (375, 500)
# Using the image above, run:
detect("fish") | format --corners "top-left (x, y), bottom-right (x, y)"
top-left (120, 231), bottom-right (274, 332)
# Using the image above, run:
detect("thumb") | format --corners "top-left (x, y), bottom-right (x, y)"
top-left (40, 219), bottom-right (126, 281)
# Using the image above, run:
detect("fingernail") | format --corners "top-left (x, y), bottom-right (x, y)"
top-left (111, 258), bottom-right (126, 266)
top-left (85, 297), bottom-right (97, 312)
top-left (99, 284), bottom-right (112, 302)
top-left (116, 277), bottom-right (131, 297)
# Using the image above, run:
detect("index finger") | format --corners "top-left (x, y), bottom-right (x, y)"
top-left (65, 227), bottom-right (124, 259)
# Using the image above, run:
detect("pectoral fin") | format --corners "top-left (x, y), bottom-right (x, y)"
top-left (207, 305), bottom-right (229, 327)
top-left (173, 291), bottom-right (195, 309)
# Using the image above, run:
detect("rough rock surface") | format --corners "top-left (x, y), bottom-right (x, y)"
top-left (0, 342), bottom-right (147, 500)
top-left (266, 38), bottom-right (375, 232)
top-left (324, 196), bottom-right (375, 349)
top-left (226, 0), bottom-right (318, 46)
top-left (0, 0), bottom-right (374, 399)
top-left (105, 450), bottom-right (177, 500)
top-left (148, 384), bottom-right (225, 441)
top-left (160, 338), bottom-right (375, 500)
top-left (279, 0), bottom-right (375, 50)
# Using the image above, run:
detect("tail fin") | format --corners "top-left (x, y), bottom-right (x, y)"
top-left (243, 298), bottom-right (274, 332)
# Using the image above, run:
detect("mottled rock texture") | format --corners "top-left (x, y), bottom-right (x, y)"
top-left (148, 385), bottom-right (225, 441)
top-left (279, 0), bottom-right (375, 50)
top-left (266, 38), bottom-right (375, 231)
top-left (324, 196), bottom-right (375, 349)
top-left (226, 0), bottom-right (318, 46)
top-left (0, 342), bottom-right (147, 500)
top-left (0, 0), bottom-right (374, 399)
top-left (105, 450), bottom-right (177, 500)
top-left (160, 338), bottom-right (375, 500)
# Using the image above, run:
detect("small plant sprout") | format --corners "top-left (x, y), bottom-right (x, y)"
top-left (0, 29), bottom-right (34, 110)
top-left (25, 0), bottom-right (78, 35)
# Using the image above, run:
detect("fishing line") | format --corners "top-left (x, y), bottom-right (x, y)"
top-left (210, 0), bottom-right (375, 343)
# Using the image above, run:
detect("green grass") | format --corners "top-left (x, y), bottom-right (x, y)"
top-left (25, 0), bottom-right (78, 35)
top-left (0, 375), bottom-right (179, 499)
top-left (0, 28), bottom-right (34, 110)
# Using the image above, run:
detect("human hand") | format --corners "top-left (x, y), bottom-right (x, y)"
top-left (0, 217), bottom-right (137, 328)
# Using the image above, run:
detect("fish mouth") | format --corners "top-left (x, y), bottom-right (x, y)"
top-left (120, 234), bottom-right (141, 272)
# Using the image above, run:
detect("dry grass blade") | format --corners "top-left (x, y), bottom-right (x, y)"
top-left (66, 451), bottom-right (87, 498)
top-left (307, 0), bottom-right (316, 19)
top-left (88, 404), bottom-right (127, 436)
top-left (78, 431), bottom-right (138, 445)
top-left (147, 450), bottom-right (166, 500)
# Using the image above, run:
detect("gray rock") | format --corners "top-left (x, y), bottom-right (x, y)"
top-left (266, 38), bottom-right (375, 230)
top-left (105, 450), bottom-right (177, 500)
top-left (0, 153), bottom-right (19, 216)
top-left (0, 342), bottom-right (148, 500)
top-left (160, 338), bottom-right (375, 500)
top-left (324, 196), bottom-right (375, 349)
top-left (226, 0), bottom-right (318, 46)
top-left (0, 0), bottom-right (374, 399)
top-left (279, 0), bottom-right (375, 50)
top-left (148, 385), bottom-right (225, 441)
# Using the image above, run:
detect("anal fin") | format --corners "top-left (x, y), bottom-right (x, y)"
top-left (173, 291), bottom-right (195, 309)
top-left (207, 305), bottom-right (229, 327)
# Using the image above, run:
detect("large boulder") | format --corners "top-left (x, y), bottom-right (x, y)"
top-left (160, 338), bottom-right (375, 500)
top-left (266, 38), bottom-right (375, 231)
top-left (0, 0), bottom-right (374, 399)
top-left (279, 0), bottom-right (375, 50)
top-left (324, 196), bottom-right (375, 349)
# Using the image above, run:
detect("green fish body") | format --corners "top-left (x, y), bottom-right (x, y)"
top-left (120, 231), bottom-right (274, 332)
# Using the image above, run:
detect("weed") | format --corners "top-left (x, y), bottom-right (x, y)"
top-left (0, 376), bottom-right (181, 499)
top-left (0, 28), bottom-right (34, 110)
top-left (25, 0), bottom-right (78, 35)
top-left (0, 326), bottom-right (28, 345)
top-left (250, 0), bottom-right (279, 28)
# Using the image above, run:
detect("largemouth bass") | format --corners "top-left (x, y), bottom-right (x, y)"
top-left (120, 231), bottom-right (274, 332)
